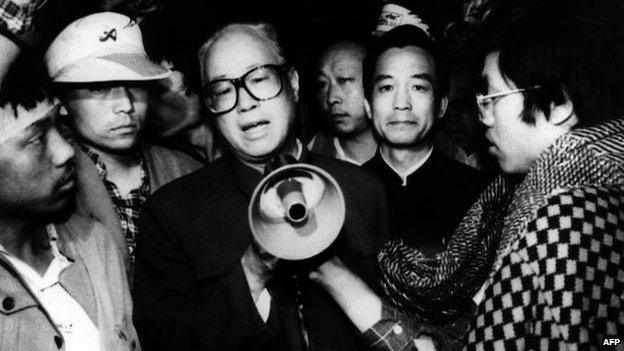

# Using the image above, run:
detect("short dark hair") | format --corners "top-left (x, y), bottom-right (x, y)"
top-left (0, 51), bottom-right (52, 115)
top-left (363, 25), bottom-right (449, 102)
top-left (480, 0), bottom-right (624, 127)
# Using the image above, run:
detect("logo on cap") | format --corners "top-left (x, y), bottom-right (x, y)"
top-left (99, 28), bottom-right (117, 42)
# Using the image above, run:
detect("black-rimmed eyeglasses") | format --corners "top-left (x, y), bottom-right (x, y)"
top-left (202, 64), bottom-right (288, 114)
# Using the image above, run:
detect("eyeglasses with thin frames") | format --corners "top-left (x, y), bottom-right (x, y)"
top-left (475, 85), bottom-right (541, 119)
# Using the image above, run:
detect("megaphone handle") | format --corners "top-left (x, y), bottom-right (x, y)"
top-left (293, 274), bottom-right (312, 351)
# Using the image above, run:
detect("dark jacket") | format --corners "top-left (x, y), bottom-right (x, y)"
top-left (364, 149), bottom-right (484, 255)
top-left (133, 150), bottom-right (390, 351)
top-left (74, 143), bottom-right (203, 258)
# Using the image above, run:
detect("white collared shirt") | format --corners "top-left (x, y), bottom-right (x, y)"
top-left (333, 137), bottom-right (364, 166)
top-left (0, 225), bottom-right (101, 351)
top-left (380, 146), bottom-right (434, 186)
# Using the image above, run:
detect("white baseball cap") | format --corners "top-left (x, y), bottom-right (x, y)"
top-left (45, 12), bottom-right (170, 83)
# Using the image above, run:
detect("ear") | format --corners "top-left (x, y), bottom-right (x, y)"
top-left (547, 98), bottom-right (577, 128)
top-left (288, 68), bottom-right (300, 103)
top-left (437, 96), bottom-right (448, 119)
top-left (364, 98), bottom-right (372, 120)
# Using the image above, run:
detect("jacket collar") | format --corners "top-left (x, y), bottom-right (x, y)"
top-left (225, 140), bottom-right (310, 199)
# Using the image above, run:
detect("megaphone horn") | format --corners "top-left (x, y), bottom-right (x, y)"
top-left (248, 163), bottom-right (346, 260)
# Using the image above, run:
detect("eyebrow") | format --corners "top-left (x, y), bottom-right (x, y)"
top-left (373, 73), bottom-right (434, 84)
top-left (210, 63), bottom-right (271, 81)
top-left (21, 105), bottom-right (60, 134)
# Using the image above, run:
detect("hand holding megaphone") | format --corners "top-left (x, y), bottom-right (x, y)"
top-left (240, 240), bottom-right (279, 303)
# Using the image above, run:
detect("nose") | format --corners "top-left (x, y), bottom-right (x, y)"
top-left (326, 82), bottom-right (342, 106)
top-left (48, 127), bottom-right (75, 167)
top-left (236, 86), bottom-right (259, 113)
top-left (393, 86), bottom-right (411, 110)
top-left (112, 86), bottom-right (135, 114)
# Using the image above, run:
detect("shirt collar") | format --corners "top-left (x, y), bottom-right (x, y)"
top-left (380, 145), bottom-right (433, 186)
top-left (333, 137), bottom-right (363, 166)
top-left (226, 138), bottom-right (308, 198)
top-left (80, 144), bottom-right (147, 183)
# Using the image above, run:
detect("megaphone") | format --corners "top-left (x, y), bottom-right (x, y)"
top-left (248, 163), bottom-right (346, 260)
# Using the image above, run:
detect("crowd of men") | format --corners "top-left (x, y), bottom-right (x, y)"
top-left (0, 0), bottom-right (623, 350)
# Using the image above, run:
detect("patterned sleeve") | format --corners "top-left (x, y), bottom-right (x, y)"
top-left (0, 0), bottom-right (39, 34)
top-left (361, 303), bottom-right (416, 351)
top-left (466, 185), bottom-right (624, 350)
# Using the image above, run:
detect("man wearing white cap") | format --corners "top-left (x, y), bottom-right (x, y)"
top-left (0, 52), bottom-right (138, 351)
top-left (44, 12), bottom-right (202, 272)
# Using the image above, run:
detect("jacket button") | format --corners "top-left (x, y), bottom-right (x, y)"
top-left (2, 296), bottom-right (15, 311)
top-left (54, 335), bottom-right (63, 349)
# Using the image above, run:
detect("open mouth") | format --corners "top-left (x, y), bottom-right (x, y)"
top-left (241, 120), bottom-right (270, 132)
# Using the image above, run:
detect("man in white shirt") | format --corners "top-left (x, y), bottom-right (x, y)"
top-left (0, 52), bottom-right (138, 351)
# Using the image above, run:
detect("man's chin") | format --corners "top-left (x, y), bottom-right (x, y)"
top-left (29, 196), bottom-right (75, 224)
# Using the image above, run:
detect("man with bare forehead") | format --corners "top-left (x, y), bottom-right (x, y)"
top-left (133, 21), bottom-right (389, 351)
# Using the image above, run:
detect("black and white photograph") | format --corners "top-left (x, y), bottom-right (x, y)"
top-left (0, 0), bottom-right (623, 350)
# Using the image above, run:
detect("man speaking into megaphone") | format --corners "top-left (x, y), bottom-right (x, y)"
top-left (133, 21), bottom-right (390, 351)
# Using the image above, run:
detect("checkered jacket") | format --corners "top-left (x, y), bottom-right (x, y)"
top-left (466, 118), bottom-right (624, 350)
top-left (364, 118), bottom-right (624, 350)
top-left (0, 0), bottom-right (42, 34)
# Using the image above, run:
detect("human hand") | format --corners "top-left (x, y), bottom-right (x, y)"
top-left (240, 241), bottom-right (279, 302)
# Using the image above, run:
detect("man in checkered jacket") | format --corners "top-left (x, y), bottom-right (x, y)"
top-left (309, 0), bottom-right (624, 350)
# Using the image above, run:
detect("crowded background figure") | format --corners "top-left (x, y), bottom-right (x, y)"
top-left (310, 39), bottom-right (377, 165)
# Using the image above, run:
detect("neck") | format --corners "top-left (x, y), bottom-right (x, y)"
top-left (380, 141), bottom-right (432, 174)
top-left (88, 145), bottom-right (144, 193)
top-left (0, 217), bottom-right (52, 274)
top-left (338, 128), bottom-right (377, 164)
top-left (93, 147), bottom-right (141, 173)
top-left (238, 137), bottom-right (299, 173)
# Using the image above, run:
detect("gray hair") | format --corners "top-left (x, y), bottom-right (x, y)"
top-left (198, 22), bottom-right (288, 84)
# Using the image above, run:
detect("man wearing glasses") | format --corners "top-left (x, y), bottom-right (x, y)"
top-left (133, 21), bottom-right (389, 351)
top-left (307, 0), bottom-right (624, 350)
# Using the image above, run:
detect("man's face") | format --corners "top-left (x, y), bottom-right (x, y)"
top-left (315, 44), bottom-right (368, 137)
top-left (201, 29), bottom-right (299, 164)
top-left (62, 83), bottom-right (149, 155)
top-left (0, 101), bottom-right (76, 220)
top-left (369, 46), bottom-right (444, 148)
top-left (480, 51), bottom-right (551, 174)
